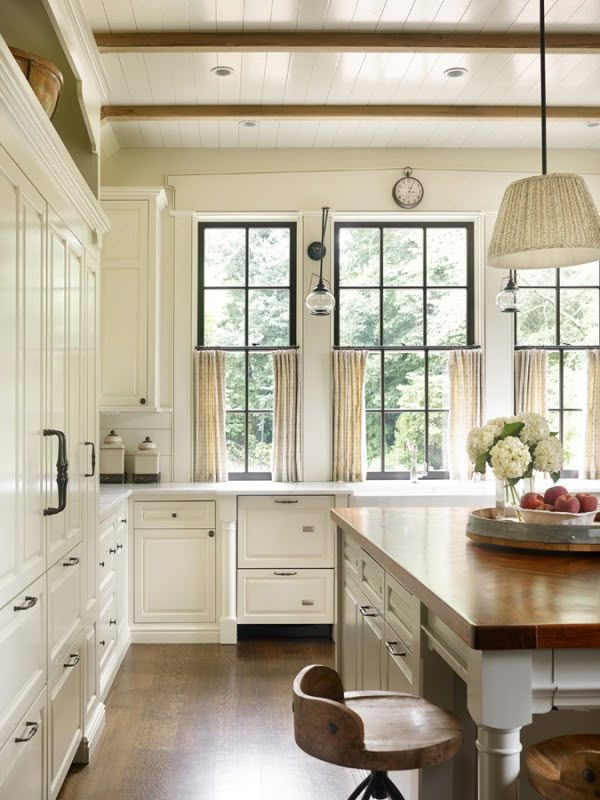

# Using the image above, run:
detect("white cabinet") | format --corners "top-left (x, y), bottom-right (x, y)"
top-left (237, 569), bottom-right (334, 624)
top-left (47, 544), bottom-right (82, 676)
top-left (0, 689), bottom-right (46, 800)
top-left (48, 636), bottom-right (83, 800)
top-left (99, 189), bottom-right (167, 411)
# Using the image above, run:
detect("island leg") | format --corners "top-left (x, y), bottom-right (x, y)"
top-left (477, 726), bottom-right (522, 800)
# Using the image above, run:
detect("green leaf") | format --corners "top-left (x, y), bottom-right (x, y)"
top-left (549, 431), bottom-right (559, 437)
top-left (522, 462), bottom-right (533, 479)
top-left (501, 421), bottom-right (525, 439)
top-left (507, 477), bottom-right (522, 487)
top-left (474, 454), bottom-right (487, 474)
top-left (550, 471), bottom-right (561, 483)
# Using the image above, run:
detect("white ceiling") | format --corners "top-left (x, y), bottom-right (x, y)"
top-left (85, 0), bottom-right (600, 151)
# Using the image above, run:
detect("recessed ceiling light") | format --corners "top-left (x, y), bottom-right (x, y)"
top-left (239, 120), bottom-right (258, 128)
top-left (444, 67), bottom-right (468, 78)
top-left (585, 121), bottom-right (600, 128)
top-left (211, 65), bottom-right (234, 77)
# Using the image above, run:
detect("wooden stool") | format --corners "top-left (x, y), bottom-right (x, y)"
top-left (293, 664), bottom-right (463, 800)
top-left (526, 735), bottom-right (600, 799)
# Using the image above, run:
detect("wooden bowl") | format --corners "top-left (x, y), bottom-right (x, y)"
top-left (9, 47), bottom-right (64, 120)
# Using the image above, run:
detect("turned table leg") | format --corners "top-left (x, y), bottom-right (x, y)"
top-left (477, 726), bottom-right (522, 800)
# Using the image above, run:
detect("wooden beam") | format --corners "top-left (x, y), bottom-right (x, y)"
top-left (101, 104), bottom-right (600, 123)
top-left (94, 30), bottom-right (600, 55)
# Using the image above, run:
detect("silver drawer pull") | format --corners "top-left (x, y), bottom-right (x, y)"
top-left (13, 596), bottom-right (37, 612)
top-left (386, 640), bottom-right (409, 658)
top-left (359, 605), bottom-right (378, 617)
top-left (302, 525), bottom-right (315, 533)
top-left (64, 653), bottom-right (80, 668)
top-left (15, 722), bottom-right (39, 743)
top-left (274, 571), bottom-right (297, 576)
top-left (275, 499), bottom-right (298, 504)
top-left (301, 600), bottom-right (315, 606)
top-left (62, 556), bottom-right (79, 566)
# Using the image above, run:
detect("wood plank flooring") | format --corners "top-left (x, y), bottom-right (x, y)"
top-left (59, 640), bottom-right (360, 800)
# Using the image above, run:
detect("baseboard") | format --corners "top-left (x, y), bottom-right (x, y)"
top-left (75, 702), bottom-right (106, 764)
top-left (130, 629), bottom-right (220, 644)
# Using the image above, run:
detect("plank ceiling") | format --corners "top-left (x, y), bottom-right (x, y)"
top-left (85, 0), bottom-right (600, 151)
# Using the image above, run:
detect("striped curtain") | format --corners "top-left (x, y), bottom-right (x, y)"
top-left (448, 349), bottom-right (483, 480)
top-left (271, 350), bottom-right (302, 481)
top-left (515, 349), bottom-right (547, 415)
top-left (193, 350), bottom-right (228, 482)
top-left (332, 350), bottom-right (368, 482)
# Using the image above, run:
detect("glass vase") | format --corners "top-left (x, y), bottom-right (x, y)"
top-left (495, 478), bottom-right (533, 519)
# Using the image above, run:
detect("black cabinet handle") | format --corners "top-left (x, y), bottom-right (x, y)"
top-left (14, 596), bottom-right (37, 611)
top-left (109, 619), bottom-right (117, 626)
top-left (64, 654), bottom-right (80, 668)
top-left (84, 441), bottom-right (96, 477)
top-left (117, 543), bottom-right (124, 550)
top-left (274, 499), bottom-right (299, 504)
top-left (99, 640), bottom-right (106, 646)
top-left (274, 571), bottom-right (297, 576)
top-left (99, 561), bottom-right (105, 568)
top-left (15, 722), bottom-right (39, 743)
top-left (44, 429), bottom-right (68, 516)
top-left (386, 640), bottom-right (409, 658)
top-left (119, 517), bottom-right (127, 524)
top-left (109, 547), bottom-right (116, 554)
top-left (62, 556), bottom-right (79, 567)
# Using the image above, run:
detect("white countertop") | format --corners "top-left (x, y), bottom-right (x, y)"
top-left (99, 478), bottom-right (600, 521)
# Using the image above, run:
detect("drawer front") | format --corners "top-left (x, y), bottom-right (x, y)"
top-left (134, 501), bottom-right (216, 529)
top-left (383, 622), bottom-right (419, 694)
top-left (384, 573), bottom-right (420, 647)
top-left (0, 576), bottom-right (46, 749)
top-left (97, 520), bottom-right (115, 599)
top-left (238, 496), bottom-right (335, 568)
top-left (360, 550), bottom-right (385, 614)
top-left (343, 535), bottom-right (361, 582)
top-left (134, 530), bottom-right (216, 624)
top-left (0, 688), bottom-right (46, 800)
top-left (237, 569), bottom-right (334, 624)
top-left (97, 592), bottom-right (117, 696)
top-left (48, 637), bottom-right (82, 800)
top-left (48, 543), bottom-right (82, 675)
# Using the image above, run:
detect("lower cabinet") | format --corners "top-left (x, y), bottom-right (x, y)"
top-left (48, 635), bottom-right (83, 800)
top-left (0, 688), bottom-right (46, 800)
top-left (237, 568), bottom-right (334, 624)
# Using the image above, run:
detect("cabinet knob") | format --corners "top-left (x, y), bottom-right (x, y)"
top-left (99, 561), bottom-right (105, 568)
top-left (109, 547), bottom-right (116, 554)
top-left (117, 543), bottom-right (124, 550)
top-left (120, 517), bottom-right (127, 524)
top-left (140, 397), bottom-right (146, 405)
top-left (209, 530), bottom-right (215, 537)
top-left (99, 640), bottom-right (106, 646)
top-left (109, 619), bottom-right (117, 626)
top-left (171, 512), bottom-right (177, 518)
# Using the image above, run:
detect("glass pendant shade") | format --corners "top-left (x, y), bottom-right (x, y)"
top-left (305, 280), bottom-right (336, 316)
top-left (495, 274), bottom-right (519, 313)
top-left (488, 173), bottom-right (600, 270)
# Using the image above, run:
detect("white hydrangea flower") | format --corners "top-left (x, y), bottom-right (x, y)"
top-left (466, 425), bottom-right (497, 462)
top-left (533, 436), bottom-right (563, 474)
top-left (489, 436), bottom-right (531, 481)
top-left (514, 413), bottom-right (550, 446)
top-left (486, 417), bottom-right (507, 437)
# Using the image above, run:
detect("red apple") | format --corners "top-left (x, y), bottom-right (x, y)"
top-left (520, 492), bottom-right (545, 510)
top-left (544, 485), bottom-right (569, 506)
top-left (576, 493), bottom-right (598, 513)
top-left (555, 494), bottom-right (580, 514)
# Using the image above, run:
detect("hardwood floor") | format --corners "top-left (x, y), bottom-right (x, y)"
top-left (59, 640), bottom-right (360, 800)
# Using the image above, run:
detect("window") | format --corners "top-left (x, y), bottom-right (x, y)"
top-left (197, 222), bottom-right (297, 478)
top-left (514, 261), bottom-right (600, 474)
top-left (334, 222), bottom-right (475, 479)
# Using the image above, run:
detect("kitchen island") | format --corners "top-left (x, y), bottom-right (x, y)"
top-left (332, 506), bottom-right (600, 800)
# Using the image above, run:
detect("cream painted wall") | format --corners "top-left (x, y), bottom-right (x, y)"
top-left (100, 146), bottom-right (600, 481)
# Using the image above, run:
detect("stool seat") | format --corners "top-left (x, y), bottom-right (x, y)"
top-left (525, 735), bottom-right (600, 800)
top-left (293, 665), bottom-right (462, 775)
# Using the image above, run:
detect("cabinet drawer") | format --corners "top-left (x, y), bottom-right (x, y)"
top-left (383, 622), bottom-right (419, 694)
top-left (134, 530), bottom-right (216, 623)
top-left (98, 591), bottom-right (117, 699)
top-left (360, 550), bottom-right (385, 614)
top-left (0, 576), bottom-right (46, 749)
top-left (343, 536), bottom-right (361, 582)
top-left (48, 543), bottom-right (82, 675)
top-left (237, 569), bottom-right (334, 624)
top-left (238, 495), bottom-right (335, 568)
top-left (384, 573), bottom-right (420, 647)
top-left (0, 688), bottom-right (46, 800)
top-left (48, 636), bottom-right (82, 800)
top-left (97, 520), bottom-right (115, 599)
top-left (134, 501), bottom-right (215, 529)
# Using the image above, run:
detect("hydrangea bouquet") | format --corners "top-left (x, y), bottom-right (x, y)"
top-left (467, 413), bottom-right (563, 508)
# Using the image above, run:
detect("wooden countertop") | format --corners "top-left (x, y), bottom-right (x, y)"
top-left (331, 506), bottom-right (600, 651)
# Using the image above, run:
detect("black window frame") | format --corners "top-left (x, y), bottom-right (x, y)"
top-left (197, 220), bottom-right (297, 480)
top-left (333, 220), bottom-right (476, 480)
top-left (513, 263), bottom-right (600, 478)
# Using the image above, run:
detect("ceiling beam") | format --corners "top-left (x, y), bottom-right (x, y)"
top-left (94, 30), bottom-right (600, 55)
top-left (101, 104), bottom-right (600, 123)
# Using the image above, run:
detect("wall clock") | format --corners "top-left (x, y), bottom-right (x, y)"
top-left (392, 167), bottom-right (424, 209)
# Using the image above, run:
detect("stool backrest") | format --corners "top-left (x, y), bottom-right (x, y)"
top-left (560, 750), bottom-right (600, 797)
top-left (293, 665), bottom-right (365, 768)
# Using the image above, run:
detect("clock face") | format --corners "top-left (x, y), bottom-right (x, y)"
top-left (392, 176), bottom-right (424, 209)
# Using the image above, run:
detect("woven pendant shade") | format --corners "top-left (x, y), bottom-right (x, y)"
top-left (488, 173), bottom-right (600, 269)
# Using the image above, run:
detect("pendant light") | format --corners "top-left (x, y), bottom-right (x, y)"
top-left (305, 206), bottom-right (336, 316)
top-left (488, 0), bottom-right (600, 270)
top-left (495, 270), bottom-right (519, 313)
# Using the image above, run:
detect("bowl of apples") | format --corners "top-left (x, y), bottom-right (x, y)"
top-left (519, 486), bottom-right (598, 526)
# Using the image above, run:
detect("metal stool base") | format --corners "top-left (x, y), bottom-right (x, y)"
top-left (346, 771), bottom-right (406, 800)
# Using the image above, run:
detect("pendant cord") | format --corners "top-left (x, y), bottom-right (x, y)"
top-left (318, 206), bottom-right (330, 283)
top-left (539, 0), bottom-right (547, 175)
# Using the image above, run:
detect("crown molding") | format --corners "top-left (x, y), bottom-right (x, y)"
top-left (100, 186), bottom-right (168, 210)
top-left (0, 37), bottom-right (109, 236)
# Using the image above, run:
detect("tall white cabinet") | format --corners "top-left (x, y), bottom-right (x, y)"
top-left (0, 36), bottom-right (107, 800)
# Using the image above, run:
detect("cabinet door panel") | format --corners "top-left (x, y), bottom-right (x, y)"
top-left (83, 257), bottom-right (98, 617)
top-left (341, 578), bottom-right (360, 691)
top-left (48, 639), bottom-right (82, 800)
top-left (0, 688), bottom-right (46, 800)
top-left (47, 543), bottom-right (82, 675)
top-left (359, 608), bottom-right (384, 691)
top-left (134, 530), bottom-right (215, 623)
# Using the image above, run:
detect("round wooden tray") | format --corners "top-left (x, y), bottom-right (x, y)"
top-left (466, 508), bottom-right (600, 552)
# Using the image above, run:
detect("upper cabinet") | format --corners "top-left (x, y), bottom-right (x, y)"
top-left (99, 188), bottom-right (167, 412)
